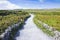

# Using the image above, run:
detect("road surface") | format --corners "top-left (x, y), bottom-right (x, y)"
top-left (15, 14), bottom-right (53, 40)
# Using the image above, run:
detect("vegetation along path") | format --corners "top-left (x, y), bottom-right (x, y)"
top-left (15, 14), bottom-right (53, 40)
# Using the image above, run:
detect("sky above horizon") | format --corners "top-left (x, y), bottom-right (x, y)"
top-left (0, 0), bottom-right (60, 9)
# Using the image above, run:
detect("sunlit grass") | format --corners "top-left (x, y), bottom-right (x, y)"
top-left (33, 17), bottom-right (54, 36)
top-left (0, 10), bottom-right (29, 35)
top-left (33, 11), bottom-right (60, 36)
top-left (36, 14), bottom-right (60, 31)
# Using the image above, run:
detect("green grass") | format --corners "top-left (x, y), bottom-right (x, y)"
top-left (35, 14), bottom-right (60, 31)
top-left (33, 11), bottom-right (60, 36)
top-left (0, 10), bottom-right (29, 35)
top-left (33, 17), bottom-right (54, 36)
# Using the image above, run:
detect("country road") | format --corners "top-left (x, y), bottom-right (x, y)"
top-left (15, 14), bottom-right (53, 40)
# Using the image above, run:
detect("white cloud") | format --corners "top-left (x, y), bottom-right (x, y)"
top-left (0, 0), bottom-right (21, 10)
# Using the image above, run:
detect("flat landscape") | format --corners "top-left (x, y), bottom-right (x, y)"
top-left (0, 9), bottom-right (60, 40)
top-left (0, 0), bottom-right (60, 40)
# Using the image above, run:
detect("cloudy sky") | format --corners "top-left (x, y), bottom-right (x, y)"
top-left (0, 0), bottom-right (60, 9)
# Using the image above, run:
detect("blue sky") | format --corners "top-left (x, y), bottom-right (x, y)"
top-left (0, 0), bottom-right (60, 9)
top-left (9, 0), bottom-right (60, 9)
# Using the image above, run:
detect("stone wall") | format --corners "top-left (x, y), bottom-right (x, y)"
top-left (0, 15), bottom-right (30, 40)
top-left (38, 20), bottom-right (60, 40)
top-left (0, 22), bottom-right (21, 40)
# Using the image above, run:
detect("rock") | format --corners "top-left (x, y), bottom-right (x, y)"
top-left (54, 31), bottom-right (60, 40)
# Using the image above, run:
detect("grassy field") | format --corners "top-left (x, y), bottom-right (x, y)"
top-left (33, 11), bottom-right (60, 36)
top-left (0, 10), bottom-right (29, 35)
top-left (34, 17), bottom-right (54, 36)
top-left (35, 15), bottom-right (60, 31)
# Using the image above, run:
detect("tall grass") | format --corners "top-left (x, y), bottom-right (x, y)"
top-left (0, 10), bottom-right (29, 35)
top-left (34, 11), bottom-right (60, 36)
top-left (35, 12), bottom-right (60, 31)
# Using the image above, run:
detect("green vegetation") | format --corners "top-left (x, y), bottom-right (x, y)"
top-left (34, 16), bottom-right (54, 36)
top-left (0, 10), bottom-right (29, 35)
top-left (36, 15), bottom-right (60, 31)
top-left (33, 11), bottom-right (60, 36)
top-left (22, 9), bottom-right (60, 13)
